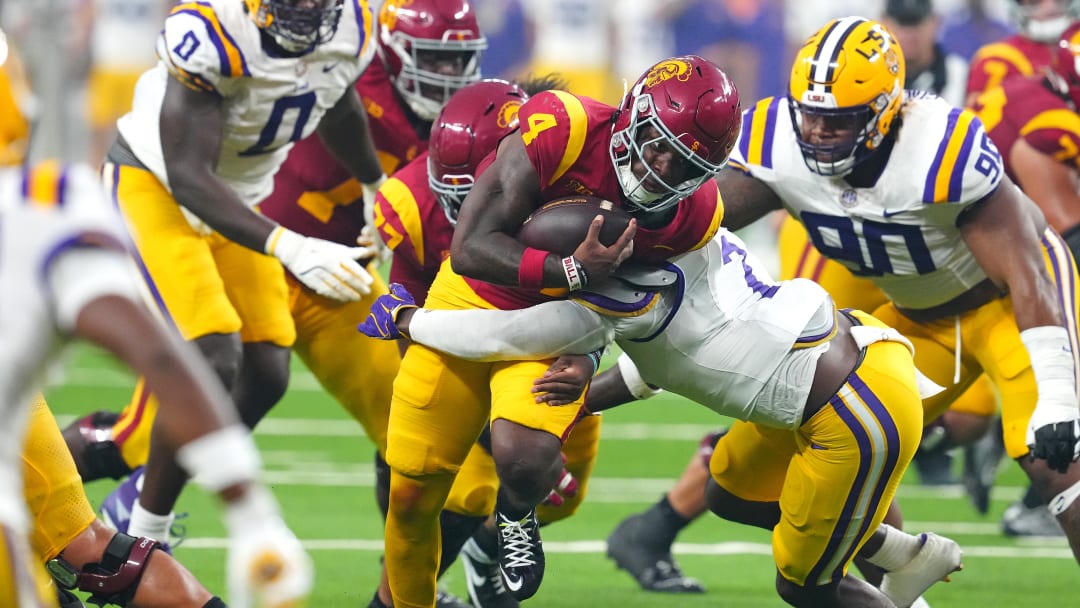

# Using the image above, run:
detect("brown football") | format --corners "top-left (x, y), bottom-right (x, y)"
top-left (516, 195), bottom-right (632, 256)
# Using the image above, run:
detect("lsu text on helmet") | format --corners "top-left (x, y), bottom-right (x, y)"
top-left (428, 79), bottom-right (527, 224)
top-left (0, 28), bottom-right (35, 166)
top-left (609, 55), bottom-right (741, 216)
top-left (1009, 0), bottom-right (1080, 43)
top-left (1051, 20), bottom-right (1080, 107)
top-left (378, 0), bottom-right (488, 121)
top-left (788, 17), bottom-right (905, 177)
top-left (244, 0), bottom-right (344, 54)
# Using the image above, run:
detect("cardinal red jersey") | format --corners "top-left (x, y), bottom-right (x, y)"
top-left (260, 58), bottom-right (428, 245)
top-left (966, 35), bottom-right (1053, 100)
top-left (374, 151), bottom-right (453, 303)
top-left (460, 89), bottom-right (724, 310)
top-left (972, 76), bottom-right (1080, 181)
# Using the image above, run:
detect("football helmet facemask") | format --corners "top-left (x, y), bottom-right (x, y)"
top-left (428, 79), bottom-right (527, 224)
top-left (1009, 0), bottom-right (1080, 43)
top-left (788, 17), bottom-right (905, 177)
top-left (244, 0), bottom-right (344, 54)
top-left (1051, 21), bottom-right (1080, 108)
top-left (0, 28), bottom-right (35, 166)
top-left (378, 0), bottom-right (487, 121)
top-left (609, 55), bottom-right (741, 216)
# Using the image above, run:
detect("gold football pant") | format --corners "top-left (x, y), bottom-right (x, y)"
top-left (710, 311), bottom-right (922, 586)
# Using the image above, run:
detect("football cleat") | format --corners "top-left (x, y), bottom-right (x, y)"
top-left (460, 537), bottom-right (519, 608)
top-left (606, 512), bottom-right (705, 593)
top-left (961, 422), bottom-right (1005, 515)
top-left (1001, 501), bottom-right (1065, 537)
top-left (880, 533), bottom-right (963, 608)
top-left (61, 409), bottom-right (132, 482)
top-left (496, 510), bottom-right (545, 601)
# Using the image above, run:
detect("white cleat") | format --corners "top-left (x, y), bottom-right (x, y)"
top-left (880, 533), bottom-right (962, 608)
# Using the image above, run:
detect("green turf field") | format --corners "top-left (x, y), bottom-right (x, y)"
top-left (46, 344), bottom-right (1075, 607)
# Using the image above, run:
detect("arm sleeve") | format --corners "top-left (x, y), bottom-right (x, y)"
top-left (407, 300), bottom-right (615, 361)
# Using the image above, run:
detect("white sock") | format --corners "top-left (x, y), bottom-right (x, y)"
top-left (865, 524), bottom-right (923, 571)
top-left (128, 502), bottom-right (174, 542)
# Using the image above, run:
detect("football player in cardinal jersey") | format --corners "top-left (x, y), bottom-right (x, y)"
top-left (720, 17), bottom-right (1080, 569)
top-left (374, 77), bottom-right (598, 608)
top-left (84, 0), bottom-right (388, 552)
top-left (965, 0), bottom-right (1080, 104)
top-left (372, 55), bottom-right (739, 608)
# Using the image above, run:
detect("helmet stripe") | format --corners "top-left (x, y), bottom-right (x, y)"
top-left (810, 17), bottom-right (867, 94)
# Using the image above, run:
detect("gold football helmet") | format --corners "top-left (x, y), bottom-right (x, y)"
top-left (0, 28), bottom-right (34, 166)
top-left (788, 17), bottom-right (905, 176)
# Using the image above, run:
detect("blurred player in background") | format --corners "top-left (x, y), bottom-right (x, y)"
top-left (965, 0), bottom-right (1080, 103)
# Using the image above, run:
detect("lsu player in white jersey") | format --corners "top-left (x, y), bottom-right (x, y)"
top-left (0, 28), bottom-right (280, 608)
top-left (359, 227), bottom-right (963, 608)
top-left (95, 0), bottom-right (389, 543)
top-left (0, 151), bottom-right (312, 605)
top-left (718, 17), bottom-right (1080, 565)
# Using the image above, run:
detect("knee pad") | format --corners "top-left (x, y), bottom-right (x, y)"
top-left (61, 411), bottom-right (132, 482)
top-left (46, 533), bottom-right (160, 607)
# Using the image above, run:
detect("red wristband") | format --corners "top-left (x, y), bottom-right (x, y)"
top-left (518, 247), bottom-right (550, 289)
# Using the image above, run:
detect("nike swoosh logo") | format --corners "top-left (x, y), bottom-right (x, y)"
top-left (501, 568), bottom-right (524, 592)
top-left (322, 62), bottom-right (339, 73)
top-left (881, 209), bottom-right (904, 218)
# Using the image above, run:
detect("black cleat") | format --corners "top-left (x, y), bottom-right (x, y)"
top-left (961, 424), bottom-right (1005, 515)
top-left (496, 510), bottom-right (545, 601)
top-left (606, 513), bottom-right (705, 593)
top-left (1001, 501), bottom-right (1065, 537)
top-left (461, 537), bottom-right (519, 608)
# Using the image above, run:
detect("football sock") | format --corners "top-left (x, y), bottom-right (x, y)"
top-left (864, 524), bottom-right (922, 571)
top-left (128, 502), bottom-right (174, 541)
top-left (472, 519), bottom-right (499, 558)
top-left (636, 495), bottom-right (692, 549)
top-left (438, 510), bottom-right (485, 576)
top-left (368, 590), bottom-right (390, 608)
top-left (495, 489), bottom-right (532, 522)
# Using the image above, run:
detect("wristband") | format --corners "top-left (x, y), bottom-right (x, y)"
top-left (518, 247), bottom-right (549, 289)
top-left (562, 256), bottom-right (584, 291)
top-left (616, 352), bottom-right (662, 400)
top-left (1020, 326), bottom-right (1078, 408)
top-left (585, 347), bottom-right (605, 375)
top-left (177, 425), bottom-right (261, 493)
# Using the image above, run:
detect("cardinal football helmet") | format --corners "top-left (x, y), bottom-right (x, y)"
top-left (1009, 0), bottom-right (1080, 43)
top-left (0, 28), bottom-right (34, 166)
top-left (788, 17), bottom-right (905, 177)
top-left (609, 55), bottom-right (741, 216)
top-left (428, 79), bottom-right (527, 224)
top-left (378, 0), bottom-right (487, 121)
top-left (1051, 21), bottom-right (1080, 108)
top-left (244, 0), bottom-right (344, 54)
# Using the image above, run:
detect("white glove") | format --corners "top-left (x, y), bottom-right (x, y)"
top-left (265, 226), bottom-right (373, 301)
top-left (226, 488), bottom-right (313, 608)
top-left (358, 175), bottom-right (392, 263)
top-left (1021, 326), bottom-right (1080, 473)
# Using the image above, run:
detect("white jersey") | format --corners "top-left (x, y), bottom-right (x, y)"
top-left (407, 230), bottom-right (838, 429)
top-left (0, 162), bottom-right (141, 532)
top-left (730, 92), bottom-right (1004, 310)
top-left (117, 0), bottom-right (376, 206)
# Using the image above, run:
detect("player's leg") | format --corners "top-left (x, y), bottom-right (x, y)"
top-left (983, 231), bottom-right (1080, 561)
top-left (606, 428), bottom-right (718, 593)
top-left (770, 330), bottom-right (924, 607)
top-left (488, 359), bottom-right (587, 601)
top-left (384, 344), bottom-right (491, 608)
top-left (23, 396), bottom-right (222, 607)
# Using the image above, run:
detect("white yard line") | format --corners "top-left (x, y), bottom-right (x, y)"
top-left (174, 538), bottom-right (1073, 559)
